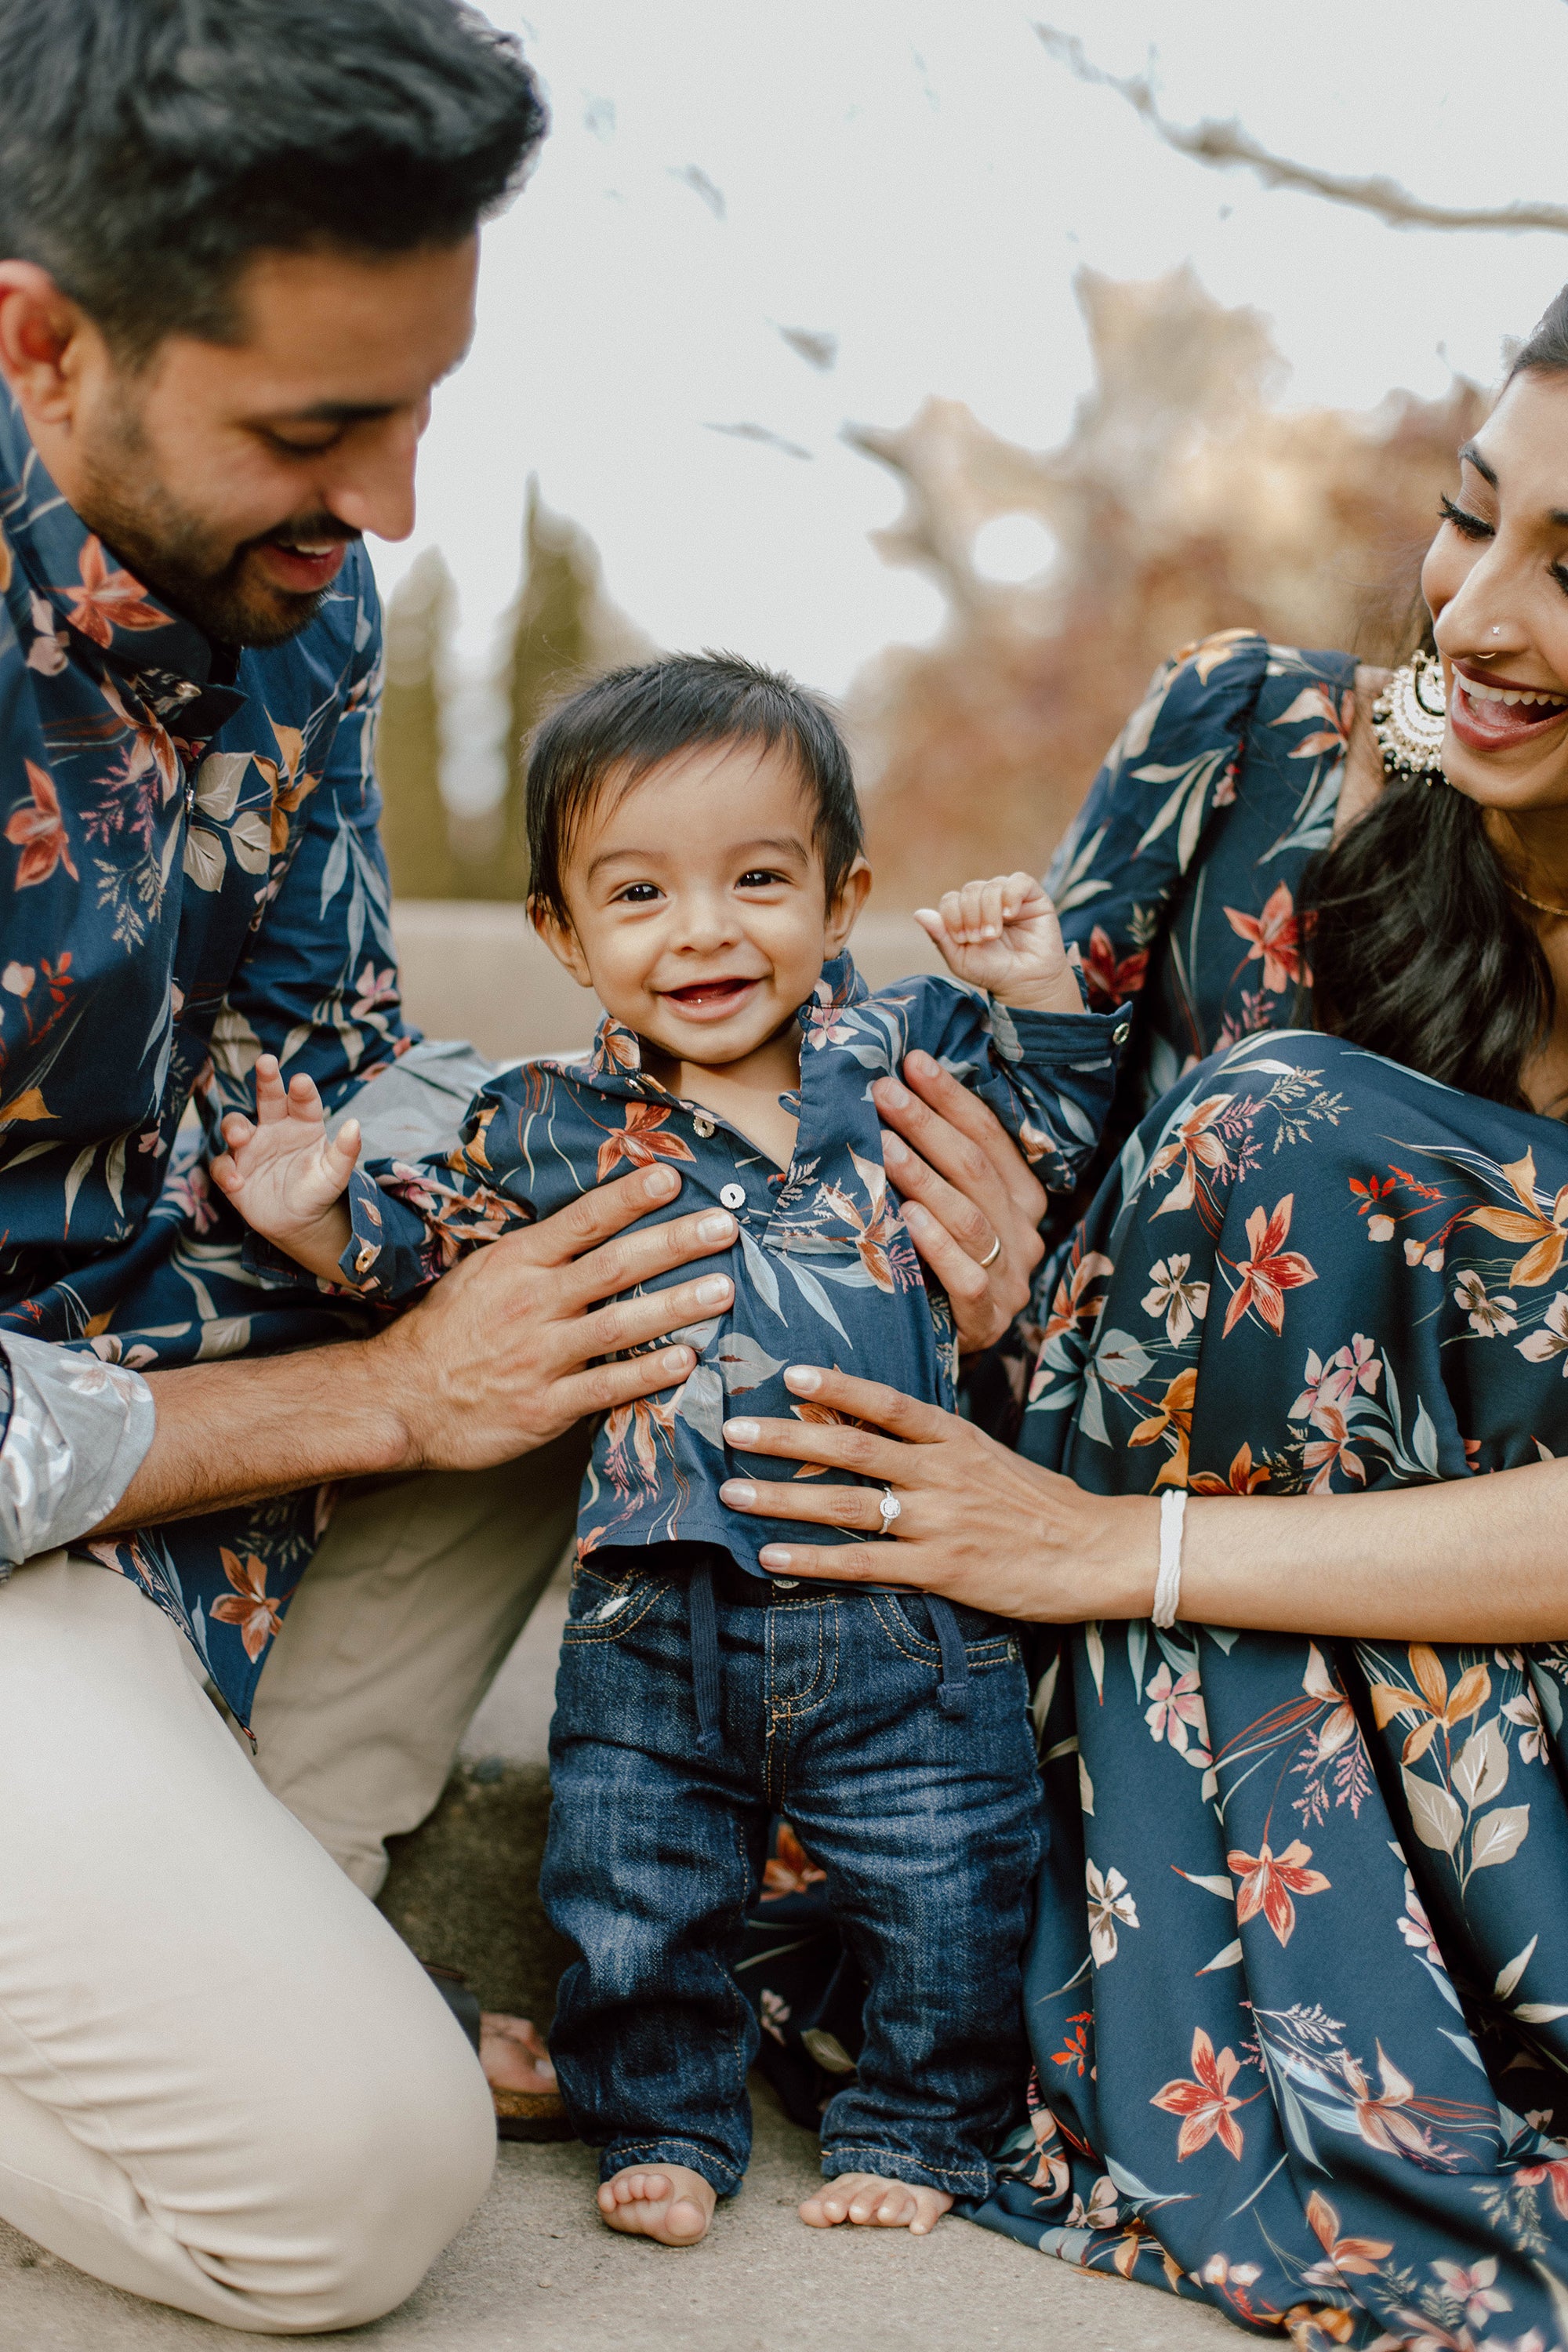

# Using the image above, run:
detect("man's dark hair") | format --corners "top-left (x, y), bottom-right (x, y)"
top-left (0, 0), bottom-right (547, 359)
top-left (526, 653), bottom-right (865, 926)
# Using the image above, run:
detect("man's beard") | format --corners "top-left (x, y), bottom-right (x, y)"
top-left (73, 401), bottom-right (359, 651)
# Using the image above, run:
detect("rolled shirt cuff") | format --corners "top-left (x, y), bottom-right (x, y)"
top-left (0, 1332), bottom-right (156, 1571)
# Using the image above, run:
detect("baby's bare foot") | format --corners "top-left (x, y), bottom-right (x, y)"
top-left (799, 2171), bottom-right (953, 2235)
top-left (597, 2162), bottom-right (716, 2246)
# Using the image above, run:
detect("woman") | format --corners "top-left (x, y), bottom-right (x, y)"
top-left (721, 289), bottom-right (1568, 2349)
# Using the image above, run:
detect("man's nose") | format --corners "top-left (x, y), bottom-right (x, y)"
top-left (318, 408), bottom-right (425, 544)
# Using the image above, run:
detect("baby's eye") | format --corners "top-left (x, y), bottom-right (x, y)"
top-left (615, 882), bottom-right (662, 905)
top-left (737, 869), bottom-right (786, 889)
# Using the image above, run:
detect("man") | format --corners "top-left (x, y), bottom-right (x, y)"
top-left (0, 0), bottom-right (1049, 2330)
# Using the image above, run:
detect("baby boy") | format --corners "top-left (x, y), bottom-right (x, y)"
top-left (214, 654), bottom-right (1125, 2247)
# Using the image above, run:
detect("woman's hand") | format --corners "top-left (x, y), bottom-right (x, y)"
top-left (718, 1365), bottom-right (1156, 1622)
top-left (871, 1051), bottom-right (1047, 1356)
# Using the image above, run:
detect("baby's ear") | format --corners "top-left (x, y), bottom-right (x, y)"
top-left (826, 855), bottom-right (873, 949)
top-left (529, 898), bottom-right (594, 989)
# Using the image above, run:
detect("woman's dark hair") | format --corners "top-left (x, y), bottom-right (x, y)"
top-left (0, 0), bottom-right (546, 361)
top-left (1302, 285), bottom-right (1568, 1111)
top-left (525, 653), bottom-right (864, 927)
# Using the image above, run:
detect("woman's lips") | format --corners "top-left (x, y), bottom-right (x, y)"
top-left (662, 976), bottom-right (761, 1019)
top-left (1450, 668), bottom-right (1568, 753)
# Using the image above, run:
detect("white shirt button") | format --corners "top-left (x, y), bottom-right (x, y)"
top-left (720, 1182), bottom-right (746, 1211)
top-left (692, 1114), bottom-right (715, 1138)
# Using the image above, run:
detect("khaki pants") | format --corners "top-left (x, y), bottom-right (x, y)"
top-left (0, 1435), bottom-right (586, 2332)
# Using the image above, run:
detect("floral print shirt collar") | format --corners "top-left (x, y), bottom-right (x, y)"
top-left (579, 949), bottom-right (864, 1102)
top-left (0, 383), bottom-right (246, 739)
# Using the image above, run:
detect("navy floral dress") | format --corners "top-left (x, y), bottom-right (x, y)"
top-left (754, 633), bottom-right (1568, 2350)
top-left (967, 633), bottom-right (1568, 2350)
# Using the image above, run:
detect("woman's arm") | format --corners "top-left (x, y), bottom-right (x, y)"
top-left (716, 1367), bottom-right (1568, 1643)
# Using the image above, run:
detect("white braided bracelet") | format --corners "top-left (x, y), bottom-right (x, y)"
top-left (1152, 1490), bottom-right (1186, 1629)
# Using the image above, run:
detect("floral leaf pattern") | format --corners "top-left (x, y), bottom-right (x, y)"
top-left (0, 377), bottom-right (405, 1728)
top-left (954, 635), bottom-right (1568, 2347)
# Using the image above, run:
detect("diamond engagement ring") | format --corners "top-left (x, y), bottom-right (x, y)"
top-left (878, 1490), bottom-right (902, 1527)
top-left (979, 1235), bottom-right (1003, 1269)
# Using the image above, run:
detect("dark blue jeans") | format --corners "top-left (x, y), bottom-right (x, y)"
top-left (539, 1546), bottom-right (1044, 2201)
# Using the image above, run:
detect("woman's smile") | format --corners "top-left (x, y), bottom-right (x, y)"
top-left (1450, 659), bottom-right (1568, 752)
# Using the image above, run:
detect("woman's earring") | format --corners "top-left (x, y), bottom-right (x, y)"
top-left (1371, 650), bottom-right (1448, 786)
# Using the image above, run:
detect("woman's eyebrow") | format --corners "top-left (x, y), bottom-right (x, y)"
top-left (1457, 441), bottom-right (1498, 487)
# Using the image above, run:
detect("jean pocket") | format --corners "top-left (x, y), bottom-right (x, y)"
top-left (561, 1563), bottom-right (670, 1646)
top-left (867, 1592), bottom-right (1019, 1668)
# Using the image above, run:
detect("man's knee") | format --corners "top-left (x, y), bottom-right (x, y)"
top-left (240, 2007), bottom-right (495, 2331)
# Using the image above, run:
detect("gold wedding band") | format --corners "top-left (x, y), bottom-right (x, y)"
top-left (979, 1235), bottom-right (1003, 1269)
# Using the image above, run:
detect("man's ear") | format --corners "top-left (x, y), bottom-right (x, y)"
top-left (529, 898), bottom-right (595, 989)
top-left (825, 855), bottom-right (872, 953)
top-left (0, 264), bottom-right (97, 430)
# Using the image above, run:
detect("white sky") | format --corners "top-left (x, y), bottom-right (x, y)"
top-left (369, 0), bottom-right (1568, 739)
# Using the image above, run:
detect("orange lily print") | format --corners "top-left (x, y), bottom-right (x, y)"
top-left (1189, 1441), bottom-right (1269, 1494)
top-left (1224, 880), bottom-right (1312, 993)
top-left (210, 1548), bottom-right (288, 1662)
top-left (1080, 924), bottom-right (1149, 1011)
top-left (815, 1150), bottom-right (905, 1290)
top-left (1226, 1835), bottom-right (1330, 1945)
top-left (1465, 1148), bottom-right (1568, 1287)
top-left (6, 760), bottom-right (78, 888)
top-left (1150, 2027), bottom-right (1250, 2161)
top-left (1149, 1093), bottom-right (1232, 1218)
top-left (593, 1102), bottom-right (698, 1182)
top-left (1221, 1194), bottom-right (1316, 1337)
top-left (256, 717), bottom-right (318, 854)
top-left (1366, 1644), bottom-right (1489, 1766)
top-left (54, 535), bottom-right (169, 645)
top-left (1303, 2192), bottom-right (1393, 2282)
top-left (1127, 1365), bottom-right (1196, 1490)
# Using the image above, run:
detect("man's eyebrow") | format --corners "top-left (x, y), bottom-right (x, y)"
top-left (256, 401), bottom-right (401, 428)
top-left (1458, 441), bottom-right (1498, 487)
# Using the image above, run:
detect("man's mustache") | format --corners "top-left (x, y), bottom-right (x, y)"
top-left (242, 516), bottom-right (365, 557)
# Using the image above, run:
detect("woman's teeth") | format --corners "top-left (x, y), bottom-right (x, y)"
top-left (1461, 674), bottom-right (1568, 709)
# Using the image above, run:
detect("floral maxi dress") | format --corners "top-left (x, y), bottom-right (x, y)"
top-left (962, 633), bottom-right (1568, 2352)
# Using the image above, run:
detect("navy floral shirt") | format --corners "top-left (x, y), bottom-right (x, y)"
top-left (0, 379), bottom-right (416, 1726)
top-left (339, 954), bottom-right (1127, 1570)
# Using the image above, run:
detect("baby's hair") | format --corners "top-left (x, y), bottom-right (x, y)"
top-left (524, 651), bottom-right (864, 927)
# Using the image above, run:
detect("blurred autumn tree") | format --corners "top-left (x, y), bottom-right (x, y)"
top-left (377, 269), bottom-right (1489, 909)
top-left (375, 482), bottom-right (650, 902)
top-left (846, 265), bottom-right (1488, 902)
top-left (376, 548), bottom-right (461, 898)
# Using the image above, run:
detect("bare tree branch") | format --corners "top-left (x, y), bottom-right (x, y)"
top-left (1034, 24), bottom-right (1568, 236)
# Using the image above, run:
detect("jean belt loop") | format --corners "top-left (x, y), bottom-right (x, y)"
top-left (927, 1595), bottom-right (971, 1719)
top-left (688, 1552), bottom-right (723, 1757)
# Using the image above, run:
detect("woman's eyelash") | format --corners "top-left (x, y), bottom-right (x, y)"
top-left (1439, 492), bottom-right (1492, 539)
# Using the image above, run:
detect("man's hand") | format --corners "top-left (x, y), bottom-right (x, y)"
top-left (372, 1161), bottom-right (736, 1472)
top-left (93, 1163), bottom-right (737, 1531)
top-left (873, 1051), bottom-right (1047, 1355)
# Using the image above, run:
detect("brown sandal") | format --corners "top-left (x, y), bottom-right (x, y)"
top-left (420, 1962), bottom-right (575, 2142)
